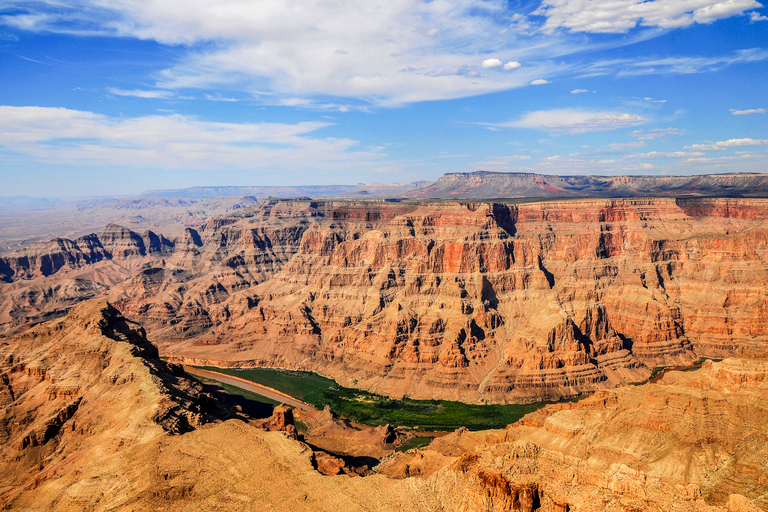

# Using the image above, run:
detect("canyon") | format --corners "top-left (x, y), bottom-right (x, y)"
top-left (2, 185), bottom-right (768, 510)
top-left (2, 196), bottom-right (767, 404)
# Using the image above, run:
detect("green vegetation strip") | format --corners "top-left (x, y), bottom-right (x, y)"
top-left (198, 366), bottom-right (548, 431)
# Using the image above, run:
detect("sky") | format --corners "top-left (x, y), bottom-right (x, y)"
top-left (0, 0), bottom-right (767, 197)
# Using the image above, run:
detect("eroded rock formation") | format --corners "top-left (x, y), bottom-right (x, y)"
top-left (2, 198), bottom-right (768, 403)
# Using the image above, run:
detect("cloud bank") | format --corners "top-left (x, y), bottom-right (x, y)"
top-left (1, 0), bottom-right (763, 106)
top-left (0, 105), bottom-right (382, 170)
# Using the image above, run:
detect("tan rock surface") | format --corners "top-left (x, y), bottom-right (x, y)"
top-left (0, 301), bottom-right (441, 511)
top-left (1, 302), bottom-right (765, 511)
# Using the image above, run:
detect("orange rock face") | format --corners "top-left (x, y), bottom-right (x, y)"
top-left (3, 198), bottom-right (768, 403)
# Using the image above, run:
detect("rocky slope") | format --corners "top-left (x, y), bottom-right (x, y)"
top-left (2, 197), bottom-right (768, 403)
top-left (2, 303), bottom-right (764, 511)
top-left (379, 357), bottom-right (768, 511)
top-left (0, 301), bottom-right (216, 506)
top-left (0, 301), bottom-right (444, 511)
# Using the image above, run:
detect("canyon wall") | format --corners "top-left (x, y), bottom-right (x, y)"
top-left (2, 198), bottom-right (768, 403)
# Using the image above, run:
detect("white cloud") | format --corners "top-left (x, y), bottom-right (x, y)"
top-left (571, 88), bottom-right (592, 94)
top-left (609, 141), bottom-right (646, 149)
top-left (2, 1), bottom-right (763, 107)
top-left (628, 151), bottom-right (705, 158)
top-left (1, 0), bottom-right (562, 107)
top-left (535, 0), bottom-right (762, 33)
top-left (686, 138), bottom-right (768, 151)
top-left (106, 87), bottom-right (174, 99)
top-left (631, 127), bottom-right (685, 140)
top-left (730, 108), bottom-right (766, 115)
top-left (0, 105), bottom-right (383, 171)
top-left (496, 109), bottom-right (648, 134)
top-left (482, 58), bottom-right (503, 68)
top-left (750, 11), bottom-right (768, 21)
top-left (582, 48), bottom-right (768, 77)
top-left (531, 79), bottom-right (551, 85)
top-left (204, 94), bottom-right (240, 102)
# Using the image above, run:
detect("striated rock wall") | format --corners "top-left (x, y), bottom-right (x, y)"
top-left (171, 198), bottom-right (768, 403)
top-left (3, 197), bottom-right (768, 404)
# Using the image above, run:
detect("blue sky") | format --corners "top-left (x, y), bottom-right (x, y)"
top-left (0, 0), bottom-right (767, 196)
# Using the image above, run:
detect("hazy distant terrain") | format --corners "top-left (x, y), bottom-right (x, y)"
top-left (4, 172), bottom-right (766, 253)
top-left (0, 196), bottom-right (259, 253)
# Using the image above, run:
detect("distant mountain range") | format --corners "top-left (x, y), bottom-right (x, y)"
top-left (141, 181), bottom-right (430, 199)
top-left (407, 171), bottom-right (768, 199)
top-left (141, 172), bottom-right (768, 200)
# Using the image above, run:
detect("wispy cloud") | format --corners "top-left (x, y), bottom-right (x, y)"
top-left (491, 109), bottom-right (648, 134)
top-left (686, 137), bottom-right (768, 150)
top-left (2, 0), bottom-right (761, 107)
top-left (631, 127), bottom-right (685, 140)
top-left (582, 48), bottom-right (768, 77)
top-left (609, 141), bottom-right (646, 149)
top-left (730, 107), bottom-right (766, 115)
top-left (0, 105), bottom-right (384, 171)
top-left (106, 87), bottom-right (174, 99)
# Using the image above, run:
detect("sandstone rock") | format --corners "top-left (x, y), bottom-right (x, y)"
top-left (255, 403), bottom-right (300, 440)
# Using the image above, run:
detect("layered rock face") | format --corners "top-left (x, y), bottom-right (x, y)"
top-left (3, 198), bottom-right (768, 403)
top-left (174, 198), bottom-right (768, 403)
top-left (379, 358), bottom-right (768, 511)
